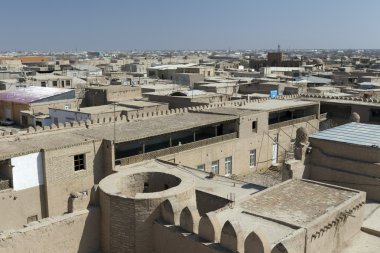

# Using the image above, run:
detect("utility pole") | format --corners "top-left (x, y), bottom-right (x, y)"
top-left (113, 102), bottom-right (116, 143)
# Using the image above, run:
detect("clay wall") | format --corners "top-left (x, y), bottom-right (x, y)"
top-left (0, 208), bottom-right (100, 253)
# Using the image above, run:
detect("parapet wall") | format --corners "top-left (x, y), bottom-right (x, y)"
top-left (0, 208), bottom-right (100, 253)
top-left (0, 94), bottom-right (301, 138)
top-left (1, 93), bottom-right (379, 138)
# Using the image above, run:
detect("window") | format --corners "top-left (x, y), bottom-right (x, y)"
top-left (41, 81), bottom-right (46, 87)
top-left (66, 80), bottom-right (71, 86)
top-left (211, 160), bottom-right (219, 174)
top-left (143, 182), bottom-right (149, 192)
top-left (61, 80), bottom-right (65, 86)
top-left (27, 215), bottom-right (38, 223)
top-left (74, 154), bottom-right (85, 171)
top-left (224, 156), bottom-right (232, 176)
top-left (52, 81), bottom-right (58, 87)
top-left (197, 164), bottom-right (205, 171)
top-left (252, 121), bottom-right (257, 132)
top-left (371, 109), bottom-right (380, 122)
top-left (250, 149), bottom-right (257, 167)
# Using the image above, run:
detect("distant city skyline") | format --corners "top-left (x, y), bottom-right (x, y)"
top-left (1, 0), bottom-right (379, 51)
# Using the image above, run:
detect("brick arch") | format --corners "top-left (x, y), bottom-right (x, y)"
top-left (160, 199), bottom-right (175, 225)
top-left (244, 230), bottom-right (270, 253)
top-left (180, 207), bottom-right (194, 232)
top-left (199, 215), bottom-right (221, 242)
top-left (220, 221), bottom-right (239, 251)
top-left (271, 242), bottom-right (288, 253)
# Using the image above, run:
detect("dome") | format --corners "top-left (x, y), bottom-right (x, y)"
top-left (349, 112), bottom-right (360, 123)
top-left (295, 127), bottom-right (309, 144)
top-left (312, 58), bottom-right (324, 65)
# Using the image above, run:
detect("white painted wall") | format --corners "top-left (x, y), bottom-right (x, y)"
top-left (11, 152), bottom-right (44, 191)
top-left (49, 108), bottom-right (90, 124)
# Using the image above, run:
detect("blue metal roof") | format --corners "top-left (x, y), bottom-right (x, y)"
top-left (310, 122), bottom-right (380, 148)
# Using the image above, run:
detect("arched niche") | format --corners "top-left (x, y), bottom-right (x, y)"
top-left (220, 221), bottom-right (239, 252)
top-left (180, 207), bottom-right (194, 233)
top-left (161, 199), bottom-right (175, 225)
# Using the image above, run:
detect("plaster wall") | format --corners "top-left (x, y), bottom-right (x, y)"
top-left (0, 208), bottom-right (100, 253)
top-left (304, 190), bottom-right (365, 253)
top-left (310, 138), bottom-right (380, 163)
top-left (0, 185), bottom-right (46, 230)
top-left (11, 152), bottom-right (44, 191)
top-left (49, 109), bottom-right (90, 124)
top-left (43, 141), bottom-right (104, 216)
top-left (160, 119), bottom-right (319, 176)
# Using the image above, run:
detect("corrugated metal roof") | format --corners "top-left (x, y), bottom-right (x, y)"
top-left (295, 76), bottom-right (332, 84)
top-left (0, 86), bottom-right (73, 104)
top-left (310, 122), bottom-right (380, 148)
top-left (358, 82), bottom-right (380, 89)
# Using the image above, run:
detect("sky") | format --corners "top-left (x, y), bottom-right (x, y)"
top-left (1, 0), bottom-right (379, 51)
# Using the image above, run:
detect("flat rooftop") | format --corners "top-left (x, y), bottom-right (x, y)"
top-left (240, 180), bottom-right (359, 227)
top-left (240, 99), bottom-right (318, 112)
top-left (74, 111), bottom-right (238, 143)
top-left (303, 97), bottom-right (380, 108)
top-left (200, 82), bottom-right (237, 87)
top-left (0, 111), bottom-right (237, 160)
top-left (146, 89), bottom-right (225, 98)
top-left (140, 84), bottom-right (183, 90)
top-left (0, 131), bottom-right (95, 160)
top-left (310, 122), bottom-right (380, 148)
top-left (203, 107), bottom-right (260, 117)
top-left (86, 85), bottom-right (139, 91)
top-left (76, 105), bottom-right (132, 114)
top-left (114, 99), bottom-right (167, 108)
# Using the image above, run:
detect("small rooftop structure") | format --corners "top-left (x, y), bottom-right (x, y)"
top-left (295, 75), bottom-right (332, 85)
top-left (357, 82), bottom-right (380, 89)
top-left (168, 89), bottom-right (208, 97)
top-left (72, 64), bottom-right (101, 73)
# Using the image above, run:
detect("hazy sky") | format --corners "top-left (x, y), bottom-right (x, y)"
top-left (1, 0), bottom-right (379, 51)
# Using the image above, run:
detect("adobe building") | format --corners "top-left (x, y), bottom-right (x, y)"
top-left (0, 95), bottom-right (379, 253)
top-left (145, 89), bottom-right (231, 109)
top-left (249, 52), bottom-right (303, 70)
top-left (49, 100), bottom-right (168, 125)
top-left (0, 159), bottom-right (368, 253)
top-left (172, 73), bottom-right (205, 86)
top-left (193, 82), bottom-right (239, 95)
top-left (177, 65), bottom-right (215, 78)
top-left (302, 94), bottom-right (380, 126)
top-left (29, 74), bottom-right (87, 89)
top-left (84, 85), bottom-right (142, 106)
top-left (0, 96), bottom-right (319, 231)
top-left (306, 122), bottom-right (380, 202)
top-left (147, 64), bottom-right (197, 80)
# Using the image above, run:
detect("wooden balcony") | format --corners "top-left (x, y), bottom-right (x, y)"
top-left (116, 132), bottom-right (238, 166)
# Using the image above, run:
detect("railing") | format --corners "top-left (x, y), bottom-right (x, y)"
top-left (268, 115), bottom-right (317, 130)
top-left (0, 179), bottom-right (11, 191)
top-left (116, 132), bottom-right (238, 166)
